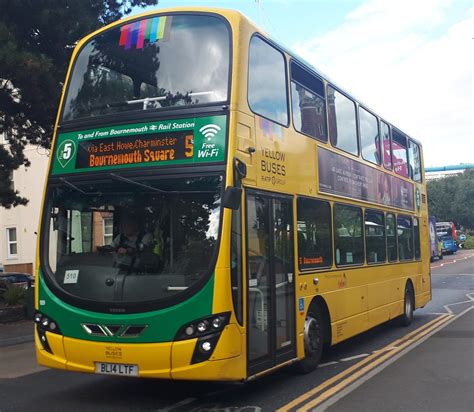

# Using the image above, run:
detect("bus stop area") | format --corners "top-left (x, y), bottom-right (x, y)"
top-left (327, 309), bottom-right (474, 411)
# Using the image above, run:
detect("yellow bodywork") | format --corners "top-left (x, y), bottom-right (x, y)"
top-left (36, 6), bottom-right (431, 380)
top-left (36, 323), bottom-right (245, 381)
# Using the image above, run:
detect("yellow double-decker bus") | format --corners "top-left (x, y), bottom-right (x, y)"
top-left (35, 7), bottom-right (431, 380)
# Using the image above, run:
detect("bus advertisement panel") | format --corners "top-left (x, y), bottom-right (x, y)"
top-left (318, 148), bottom-right (414, 210)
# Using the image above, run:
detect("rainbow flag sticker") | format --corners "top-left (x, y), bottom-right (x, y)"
top-left (119, 16), bottom-right (172, 50)
top-left (259, 117), bottom-right (284, 141)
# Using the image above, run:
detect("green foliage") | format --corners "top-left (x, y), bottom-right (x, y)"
top-left (0, 0), bottom-right (159, 208)
top-left (464, 235), bottom-right (474, 250)
top-left (427, 170), bottom-right (474, 229)
top-left (3, 285), bottom-right (26, 306)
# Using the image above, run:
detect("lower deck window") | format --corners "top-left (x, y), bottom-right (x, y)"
top-left (365, 209), bottom-right (386, 264)
top-left (297, 198), bottom-right (332, 269)
top-left (334, 204), bottom-right (364, 266)
top-left (414, 217), bottom-right (421, 260)
top-left (397, 215), bottom-right (414, 260)
top-left (386, 213), bottom-right (398, 261)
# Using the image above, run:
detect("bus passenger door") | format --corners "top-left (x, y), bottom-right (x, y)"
top-left (246, 191), bottom-right (296, 376)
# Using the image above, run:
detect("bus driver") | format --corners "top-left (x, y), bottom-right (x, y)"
top-left (100, 212), bottom-right (155, 270)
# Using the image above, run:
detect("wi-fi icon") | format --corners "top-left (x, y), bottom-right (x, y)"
top-left (199, 124), bottom-right (221, 141)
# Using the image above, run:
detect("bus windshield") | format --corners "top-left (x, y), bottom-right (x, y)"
top-left (62, 14), bottom-right (230, 121)
top-left (43, 175), bottom-right (222, 308)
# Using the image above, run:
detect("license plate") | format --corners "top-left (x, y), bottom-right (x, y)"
top-left (95, 362), bottom-right (139, 376)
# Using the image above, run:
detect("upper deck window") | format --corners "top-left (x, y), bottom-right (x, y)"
top-left (290, 62), bottom-right (327, 141)
top-left (381, 121), bottom-right (392, 170)
top-left (359, 107), bottom-right (380, 165)
top-left (327, 86), bottom-right (358, 156)
top-left (408, 139), bottom-right (422, 182)
top-left (62, 14), bottom-right (230, 121)
top-left (248, 36), bottom-right (288, 125)
top-left (392, 129), bottom-right (408, 178)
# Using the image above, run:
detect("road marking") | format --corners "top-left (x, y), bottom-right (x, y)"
top-left (156, 397), bottom-right (197, 412)
top-left (372, 347), bottom-right (397, 353)
top-left (296, 314), bottom-right (456, 411)
top-left (276, 314), bottom-right (450, 412)
top-left (431, 252), bottom-right (474, 269)
top-left (317, 361), bottom-right (339, 368)
top-left (311, 306), bottom-right (474, 412)
top-left (443, 293), bottom-right (474, 314)
top-left (339, 354), bottom-right (369, 362)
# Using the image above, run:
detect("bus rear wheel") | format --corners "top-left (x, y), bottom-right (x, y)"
top-left (295, 308), bottom-right (324, 373)
top-left (399, 282), bottom-right (414, 326)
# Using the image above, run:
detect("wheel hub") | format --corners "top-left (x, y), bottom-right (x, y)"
top-left (304, 317), bottom-right (320, 354)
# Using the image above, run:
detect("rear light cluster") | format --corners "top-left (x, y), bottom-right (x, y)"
top-left (175, 312), bottom-right (231, 364)
top-left (34, 312), bottom-right (61, 353)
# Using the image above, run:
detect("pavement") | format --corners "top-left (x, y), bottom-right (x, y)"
top-left (0, 319), bottom-right (34, 347)
top-left (326, 308), bottom-right (474, 412)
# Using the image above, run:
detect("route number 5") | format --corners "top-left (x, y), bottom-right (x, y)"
top-left (62, 143), bottom-right (72, 160)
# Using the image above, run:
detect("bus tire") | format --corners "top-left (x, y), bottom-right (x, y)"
top-left (399, 282), bottom-right (414, 326)
top-left (295, 307), bottom-right (324, 374)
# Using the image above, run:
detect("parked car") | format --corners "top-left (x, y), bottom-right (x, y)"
top-left (439, 235), bottom-right (458, 255)
top-left (0, 272), bottom-right (35, 292)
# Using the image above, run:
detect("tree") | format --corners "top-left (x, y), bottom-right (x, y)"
top-left (0, 0), bottom-right (158, 208)
top-left (427, 170), bottom-right (474, 229)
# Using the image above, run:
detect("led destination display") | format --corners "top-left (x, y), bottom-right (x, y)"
top-left (76, 131), bottom-right (194, 169)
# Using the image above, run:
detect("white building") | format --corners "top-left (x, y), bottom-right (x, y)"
top-left (0, 134), bottom-right (50, 275)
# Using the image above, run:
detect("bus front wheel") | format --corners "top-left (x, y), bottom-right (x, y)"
top-left (295, 308), bottom-right (324, 373)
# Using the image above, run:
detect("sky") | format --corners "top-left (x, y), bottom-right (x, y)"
top-left (131, 0), bottom-right (473, 168)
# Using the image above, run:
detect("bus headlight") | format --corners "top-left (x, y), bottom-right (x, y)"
top-left (201, 341), bottom-right (212, 352)
top-left (197, 320), bottom-right (209, 333)
top-left (174, 313), bottom-right (230, 365)
top-left (191, 333), bottom-right (222, 364)
top-left (174, 312), bottom-right (230, 341)
top-left (185, 325), bottom-right (195, 336)
top-left (211, 317), bottom-right (222, 329)
top-left (34, 311), bottom-right (61, 354)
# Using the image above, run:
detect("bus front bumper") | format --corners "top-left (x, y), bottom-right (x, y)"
top-left (35, 323), bottom-right (245, 381)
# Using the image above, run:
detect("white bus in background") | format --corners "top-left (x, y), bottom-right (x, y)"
top-left (436, 221), bottom-right (454, 237)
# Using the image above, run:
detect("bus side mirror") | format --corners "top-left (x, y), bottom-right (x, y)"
top-left (222, 186), bottom-right (242, 210)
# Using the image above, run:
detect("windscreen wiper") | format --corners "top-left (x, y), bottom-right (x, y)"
top-left (89, 97), bottom-right (165, 112)
top-left (89, 91), bottom-right (216, 112)
top-left (59, 177), bottom-right (100, 195)
top-left (109, 173), bottom-right (214, 194)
